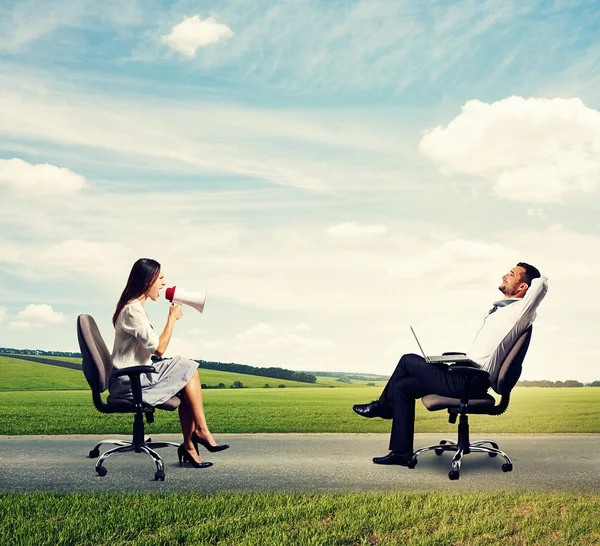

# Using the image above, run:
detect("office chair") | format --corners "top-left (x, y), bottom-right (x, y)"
top-left (77, 314), bottom-right (181, 481)
top-left (408, 326), bottom-right (532, 480)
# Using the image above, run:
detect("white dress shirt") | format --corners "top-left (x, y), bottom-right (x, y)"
top-left (112, 300), bottom-right (160, 369)
top-left (467, 276), bottom-right (549, 377)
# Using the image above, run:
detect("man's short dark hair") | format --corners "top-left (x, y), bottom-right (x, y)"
top-left (516, 262), bottom-right (541, 286)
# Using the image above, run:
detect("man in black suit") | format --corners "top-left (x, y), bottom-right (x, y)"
top-left (353, 262), bottom-right (547, 466)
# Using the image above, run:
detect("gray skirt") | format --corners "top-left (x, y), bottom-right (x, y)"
top-left (108, 356), bottom-right (198, 406)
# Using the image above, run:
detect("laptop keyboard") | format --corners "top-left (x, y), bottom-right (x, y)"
top-left (427, 354), bottom-right (469, 363)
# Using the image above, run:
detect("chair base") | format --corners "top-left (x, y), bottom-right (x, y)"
top-left (408, 438), bottom-right (514, 480)
top-left (88, 437), bottom-right (181, 481)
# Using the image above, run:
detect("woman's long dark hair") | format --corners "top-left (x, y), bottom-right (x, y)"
top-left (112, 258), bottom-right (161, 326)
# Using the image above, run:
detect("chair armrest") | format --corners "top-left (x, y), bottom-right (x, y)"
top-left (447, 366), bottom-right (490, 407)
top-left (111, 366), bottom-right (157, 379)
top-left (111, 366), bottom-right (157, 406)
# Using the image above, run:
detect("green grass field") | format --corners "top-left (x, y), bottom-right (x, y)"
top-left (0, 356), bottom-right (384, 390)
top-left (2, 384), bottom-right (599, 435)
top-left (0, 491), bottom-right (598, 546)
top-left (1, 354), bottom-right (599, 435)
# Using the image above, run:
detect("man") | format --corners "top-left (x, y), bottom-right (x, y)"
top-left (353, 262), bottom-right (548, 466)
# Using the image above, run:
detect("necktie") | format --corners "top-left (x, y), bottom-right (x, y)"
top-left (488, 299), bottom-right (518, 315)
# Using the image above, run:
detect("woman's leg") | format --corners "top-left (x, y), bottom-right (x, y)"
top-left (178, 402), bottom-right (195, 449)
top-left (180, 372), bottom-right (217, 446)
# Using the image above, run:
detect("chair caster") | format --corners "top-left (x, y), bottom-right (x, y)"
top-left (96, 466), bottom-right (108, 477)
top-left (502, 463), bottom-right (513, 472)
top-left (448, 470), bottom-right (460, 480)
top-left (435, 448), bottom-right (444, 456)
top-left (89, 448), bottom-right (100, 458)
top-left (155, 470), bottom-right (165, 481)
top-left (407, 459), bottom-right (417, 469)
top-left (488, 453), bottom-right (497, 458)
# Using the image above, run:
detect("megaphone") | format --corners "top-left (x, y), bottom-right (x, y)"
top-left (165, 286), bottom-right (207, 313)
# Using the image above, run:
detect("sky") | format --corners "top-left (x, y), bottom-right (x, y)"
top-left (1, 0), bottom-right (599, 381)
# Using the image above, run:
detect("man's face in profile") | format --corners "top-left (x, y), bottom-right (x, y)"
top-left (499, 266), bottom-right (527, 297)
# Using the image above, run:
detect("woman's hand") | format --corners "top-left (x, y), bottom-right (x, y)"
top-left (169, 303), bottom-right (183, 321)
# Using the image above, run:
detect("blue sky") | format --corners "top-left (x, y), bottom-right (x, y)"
top-left (1, 0), bottom-right (599, 380)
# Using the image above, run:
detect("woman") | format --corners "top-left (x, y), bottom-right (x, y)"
top-left (110, 258), bottom-right (229, 469)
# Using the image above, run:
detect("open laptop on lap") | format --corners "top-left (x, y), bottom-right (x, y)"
top-left (410, 325), bottom-right (474, 365)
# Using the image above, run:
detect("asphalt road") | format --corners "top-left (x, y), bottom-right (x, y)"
top-left (1, 433), bottom-right (598, 493)
top-left (1, 354), bottom-right (82, 370)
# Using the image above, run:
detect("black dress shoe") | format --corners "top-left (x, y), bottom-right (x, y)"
top-left (352, 400), bottom-right (391, 419)
top-left (192, 431), bottom-right (230, 453)
top-left (177, 444), bottom-right (213, 468)
top-left (372, 451), bottom-right (413, 466)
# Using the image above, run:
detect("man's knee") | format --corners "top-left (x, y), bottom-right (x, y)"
top-left (394, 377), bottom-right (423, 398)
top-left (395, 353), bottom-right (425, 375)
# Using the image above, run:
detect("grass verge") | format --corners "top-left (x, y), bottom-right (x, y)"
top-left (1, 387), bottom-right (600, 435)
top-left (0, 491), bottom-right (598, 545)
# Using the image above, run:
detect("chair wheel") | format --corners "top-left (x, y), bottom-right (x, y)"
top-left (407, 459), bottom-right (417, 469)
top-left (96, 466), bottom-right (108, 477)
top-left (502, 463), bottom-right (513, 472)
top-left (448, 470), bottom-right (460, 480)
top-left (155, 471), bottom-right (165, 481)
top-left (435, 448), bottom-right (444, 456)
top-left (488, 453), bottom-right (497, 458)
top-left (89, 449), bottom-right (100, 458)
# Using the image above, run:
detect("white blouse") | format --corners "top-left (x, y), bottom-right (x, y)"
top-left (112, 300), bottom-right (160, 369)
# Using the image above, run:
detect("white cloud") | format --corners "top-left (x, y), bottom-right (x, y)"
top-left (0, 70), bottom-right (413, 193)
top-left (161, 15), bottom-right (233, 57)
top-left (419, 96), bottom-right (600, 204)
top-left (527, 208), bottom-right (547, 218)
top-left (170, 321), bottom-right (337, 370)
top-left (9, 321), bottom-right (32, 331)
top-left (0, 158), bottom-right (87, 197)
top-left (10, 304), bottom-right (67, 330)
top-left (0, 238), bottom-right (133, 284)
top-left (0, 306), bottom-right (7, 324)
top-left (327, 222), bottom-right (389, 237)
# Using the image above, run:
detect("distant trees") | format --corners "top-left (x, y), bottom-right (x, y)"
top-left (335, 376), bottom-right (352, 384)
top-left (310, 371), bottom-right (389, 382)
top-left (196, 359), bottom-right (317, 384)
top-left (517, 379), bottom-right (587, 388)
top-left (231, 381), bottom-right (244, 389)
top-left (0, 347), bottom-right (81, 357)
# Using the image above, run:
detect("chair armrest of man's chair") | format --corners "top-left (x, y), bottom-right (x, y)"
top-left (447, 366), bottom-right (491, 407)
top-left (111, 366), bottom-right (157, 406)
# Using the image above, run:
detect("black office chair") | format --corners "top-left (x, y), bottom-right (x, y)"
top-left (77, 314), bottom-right (181, 481)
top-left (408, 326), bottom-right (533, 480)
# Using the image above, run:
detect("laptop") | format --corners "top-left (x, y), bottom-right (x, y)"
top-left (409, 325), bottom-right (473, 364)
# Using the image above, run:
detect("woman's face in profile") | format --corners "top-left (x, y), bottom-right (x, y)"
top-left (146, 269), bottom-right (165, 302)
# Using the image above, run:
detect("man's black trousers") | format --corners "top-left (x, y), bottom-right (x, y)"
top-left (378, 353), bottom-right (490, 453)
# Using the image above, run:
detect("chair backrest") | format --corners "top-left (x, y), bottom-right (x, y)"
top-left (489, 326), bottom-right (533, 396)
top-left (77, 314), bottom-right (113, 393)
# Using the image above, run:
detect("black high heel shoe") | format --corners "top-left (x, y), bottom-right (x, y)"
top-left (192, 431), bottom-right (230, 453)
top-left (177, 444), bottom-right (213, 468)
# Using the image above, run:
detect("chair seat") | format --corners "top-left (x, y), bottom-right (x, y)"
top-left (104, 395), bottom-right (181, 412)
top-left (421, 393), bottom-right (496, 412)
